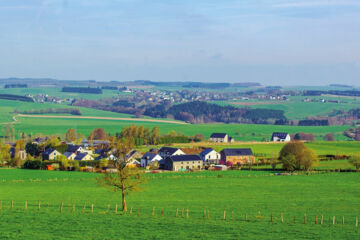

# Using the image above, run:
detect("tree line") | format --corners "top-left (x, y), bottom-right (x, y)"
top-left (62, 87), bottom-right (102, 94)
top-left (14, 108), bottom-right (82, 115)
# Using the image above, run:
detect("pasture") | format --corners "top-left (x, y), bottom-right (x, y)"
top-left (0, 169), bottom-right (359, 239)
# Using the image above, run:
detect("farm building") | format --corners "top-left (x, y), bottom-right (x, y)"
top-left (140, 152), bottom-right (162, 168)
top-left (42, 149), bottom-right (61, 161)
top-left (271, 132), bottom-right (291, 142)
top-left (158, 147), bottom-right (185, 158)
top-left (64, 152), bottom-right (76, 160)
top-left (164, 154), bottom-right (202, 171)
top-left (67, 144), bottom-right (92, 155)
top-left (209, 133), bottom-right (234, 143)
top-left (125, 150), bottom-right (142, 162)
top-left (200, 148), bottom-right (221, 165)
top-left (220, 148), bottom-right (255, 165)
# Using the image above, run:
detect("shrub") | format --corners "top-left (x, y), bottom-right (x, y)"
top-left (23, 160), bottom-right (42, 169)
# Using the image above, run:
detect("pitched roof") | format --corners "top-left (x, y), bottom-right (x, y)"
top-left (142, 152), bottom-right (160, 161)
top-left (210, 133), bottom-right (227, 138)
top-left (43, 148), bottom-right (56, 155)
top-left (168, 154), bottom-right (201, 162)
top-left (64, 152), bottom-right (75, 158)
top-left (200, 148), bottom-right (215, 156)
top-left (271, 132), bottom-right (289, 139)
top-left (221, 148), bottom-right (253, 156)
top-left (74, 153), bottom-right (89, 160)
top-left (67, 144), bottom-right (82, 153)
top-left (159, 147), bottom-right (180, 155)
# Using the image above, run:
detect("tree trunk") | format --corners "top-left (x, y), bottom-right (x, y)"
top-left (122, 192), bottom-right (127, 212)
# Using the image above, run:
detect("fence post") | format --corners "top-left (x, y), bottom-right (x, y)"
top-left (91, 204), bottom-right (94, 213)
top-left (83, 203), bottom-right (86, 212)
top-left (281, 213), bottom-right (284, 223)
top-left (107, 204), bottom-right (110, 212)
top-left (60, 202), bottom-right (63, 213)
top-left (38, 201), bottom-right (41, 211)
top-left (304, 214), bottom-right (306, 224)
top-left (182, 208), bottom-right (184, 218)
top-left (270, 213), bottom-right (273, 222)
top-left (72, 202), bottom-right (75, 213)
top-left (203, 209), bottom-right (206, 219)
top-left (356, 216), bottom-right (358, 227)
top-left (321, 215), bottom-right (323, 225)
top-left (115, 204), bottom-right (118, 214)
top-left (176, 208), bottom-right (178, 217)
top-left (245, 213), bottom-right (248, 222)
top-left (223, 210), bottom-right (226, 220)
top-left (186, 208), bottom-right (189, 218)
top-left (11, 200), bottom-right (13, 210)
top-left (294, 213), bottom-right (296, 223)
top-left (25, 201), bottom-right (27, 210)
top-left (161, 208), bottom-right (163, 217)
top-left (207, 209), bottom-right (210, 219)
top-left (152, 207), bottom-right (155, 216)
top-left (333, 216), bottom-right (335, 225)
top-left (231, 211), bottom-right (234, 221)
top-left (342, 216), bottom-right (344, 225)
top-left (315, 215), bottom-right (318, 224)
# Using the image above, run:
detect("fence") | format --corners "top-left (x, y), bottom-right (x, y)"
top-left (0, 200), bottom-right (358, 227)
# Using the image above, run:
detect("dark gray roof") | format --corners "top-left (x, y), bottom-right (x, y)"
top-left (168, 154), bottom-right (201, 162)
top-left (159, 147), bottom-right (180, 155)
top-left (67, 144), bottom-right (82, 153)
top-left (142, 152), bottom-right (160, 160)
top-left (64, 152), bottom-right (74, 158)
top-left (74, 153), bottom-right (88, 160)
top-left (221, 148), bottom-right (253, 156)
top-left (200, 148), bottom-right (214, 156)
top-left (43, 148), bottom-right (56, 155)
top-left (271, 132), bottom-right (289, 139)
top-left (210, 133), bottom-right (227, 138)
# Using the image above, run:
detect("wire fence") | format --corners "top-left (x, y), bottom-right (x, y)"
top-left (0, 200), bottom-right (358, 227)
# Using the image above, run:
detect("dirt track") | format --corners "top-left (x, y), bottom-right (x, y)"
top-left (16, 114), bottom-right (187, 125)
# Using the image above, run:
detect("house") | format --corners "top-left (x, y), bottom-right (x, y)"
top-left (209, 133), bottom-right (234, 143)
top-left (125, 150), bottom-right (142, 162)
top-left (164, 154), bottom-right (202, 171)
top-left (199, 148), bottom-right (221, 165)
top-left (220, 148), bottom-right (255, 165)
top-left (140, 152), bottom-right (163, 168)
top-left (42, 149), bottom-right (61, 161)
top-left (158, 147), bottom-right (185, 158)
top-left (74, 153), bottom-right (94, 161)
top-left (271, 132), bottom-right (291, 142)
top-left (67, 144), bottom-right (93, 155)
top-left (10, 148), bottom-right (27, 160)
top-left (64, 152), bottom-right (76, 160)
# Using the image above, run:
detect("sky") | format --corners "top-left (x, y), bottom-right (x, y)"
top-left (0, 0), bottom-right (360, 85)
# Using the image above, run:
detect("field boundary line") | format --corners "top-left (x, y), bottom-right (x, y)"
top-left (16, 114), bottom-right (188, 125)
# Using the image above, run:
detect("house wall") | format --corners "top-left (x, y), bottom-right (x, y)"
top-left (221, 154), bottom-right (255, 165)
top-left (172, 160), bottom-right (202, 171)
top-left (209, 135), bottom-right (228, 143)
top-left (203, 151), bottom-right (221, 165)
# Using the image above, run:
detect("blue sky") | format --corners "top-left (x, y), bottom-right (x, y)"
top-left (0, 0), bottom-right (359, 85)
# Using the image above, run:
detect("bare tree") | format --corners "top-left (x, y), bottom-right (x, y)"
top-left (97, 138), bottom-right (143, 212)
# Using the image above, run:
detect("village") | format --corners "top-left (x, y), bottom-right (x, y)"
top-left (1, 131), bottom-right (292, 173)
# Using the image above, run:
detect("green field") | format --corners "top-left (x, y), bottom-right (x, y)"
top-left (215, 95), bottom-right (360, 120)
top-left (0, 169), bottom-right (359, 239)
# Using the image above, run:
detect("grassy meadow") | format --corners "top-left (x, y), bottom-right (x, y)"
top-left (0, 169), bottom-right (359, 239)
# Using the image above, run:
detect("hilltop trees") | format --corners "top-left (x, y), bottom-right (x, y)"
top-left (279, 141), bottom-right (318, 171)
top-left (349, 155), bottom-right (360, 171)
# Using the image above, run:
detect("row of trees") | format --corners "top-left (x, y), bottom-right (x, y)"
top-left (14, 108), bottom-right (82, 115)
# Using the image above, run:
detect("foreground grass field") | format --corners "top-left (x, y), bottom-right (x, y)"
top-left (0, 169), bottom-right (359, 239)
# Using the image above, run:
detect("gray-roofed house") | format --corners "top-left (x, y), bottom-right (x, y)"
top-left (164, 154), bottom-right (202, 171)
top-left (64, 152), bottom-right (76, 160)
top-left (42, 149), bottom-right (61, 161)
top-left (200, 148), bottom-right (221, 165)
top-left (125, 150), bottom-right (142, 162)
top-left (140, 152), bottom-right (163, 168)
top-left (74, 153), bottom-right (94, 161)
top-left (271, 132), bottom-right (291, 142)
top-left (220, 148), bottom-right (255, 165)
top-left (158, 147), bottom-right (185, 158)
top-left (209, 133), bottom-right (234, 143)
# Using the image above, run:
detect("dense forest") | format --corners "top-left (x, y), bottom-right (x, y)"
top-left (62, 87), bottom-right (102, 94)
top-left (0, 94), bottom-right (34, 102)
top-left (144, 101), bottom-right (286, 124)
top-left (14, 108), bottom-right (82, 115)
top-left (4, 84), bottom-right (28, 88)
top-left (303, 90), bottom-right (360, 97)
top-left (101, 86), bottom-right (118, 90)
